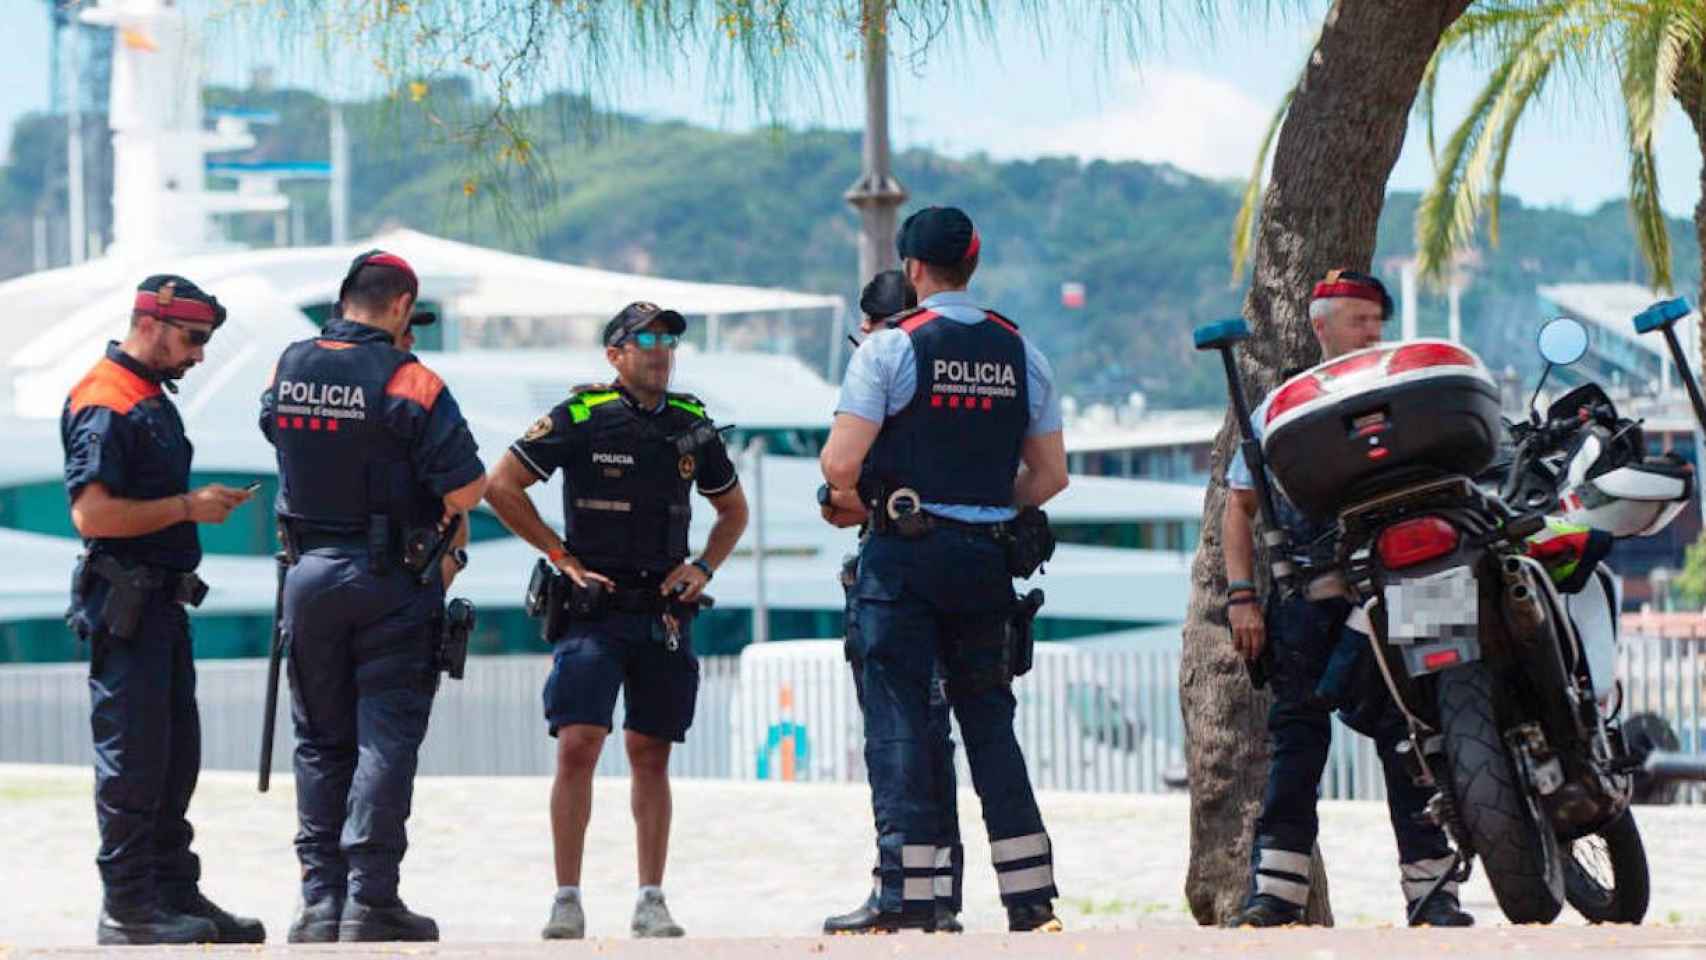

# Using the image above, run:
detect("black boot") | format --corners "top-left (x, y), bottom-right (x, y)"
top-left (96, 906), bottom-right (219, 945)
top-left (339, 898), bottom-right (439, 942)
top-left (933, 903), bottom-right (964, 934)
top-left (1007, 901), bottom-right (1063, 932)
top-left (289, 896), bottom-right (344, 944)
top-left (1223, 895), bottom-right (1305, 928)
top-left (822, 893), bottom-right (930, 934)
top-left (162, 888), bottom-right (266, 943)
top-left (1408, 891), bottom-right (1475, 927)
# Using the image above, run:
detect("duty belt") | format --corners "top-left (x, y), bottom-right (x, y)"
top-left (88, 554), bottom-right (208, 608)
top-left (871, 509), bottom-right (1012, 541)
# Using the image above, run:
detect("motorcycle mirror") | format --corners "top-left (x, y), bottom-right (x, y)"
top-left (1537, 316), bottom-right (1589, 367)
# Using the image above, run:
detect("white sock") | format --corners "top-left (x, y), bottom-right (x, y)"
top-left (555, 886), bottom-right (580, 903)
top-left (638, 885), bottom-right (664, 902)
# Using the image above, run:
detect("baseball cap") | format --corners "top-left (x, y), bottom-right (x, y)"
top-left (896, 206), bottom-right (981, 266)
top-left (602, 301), bottom-right (686, 345)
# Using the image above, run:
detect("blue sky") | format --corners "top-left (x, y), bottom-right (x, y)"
top-left (3, 2), bottom-right (1700, 220)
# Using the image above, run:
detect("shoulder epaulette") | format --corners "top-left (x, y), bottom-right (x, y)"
top-left (984, 309), bottom-right (1022, 331)
top-left (566, 386), bottom-right (621, 424)
top-left (666, 392), bottom-right (707, 419)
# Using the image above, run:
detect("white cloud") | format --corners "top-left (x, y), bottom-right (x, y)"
top-left (996, 68), bottom-right (1276, 180)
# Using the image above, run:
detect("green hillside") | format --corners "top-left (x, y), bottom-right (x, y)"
top-left (3, 81), bottom-right (1697, 407)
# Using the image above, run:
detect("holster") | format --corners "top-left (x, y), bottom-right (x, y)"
top-left (437, 598), bottom-right (474, 680)
top-left (525, 559), bottom-right (571, 643)
top-left (1009, 588), bottom-right (1044, 678)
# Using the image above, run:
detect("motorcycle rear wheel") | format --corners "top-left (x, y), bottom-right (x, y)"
top-left (1437, 661), bottom-right (1565, 924)
top-left (1564, 810), bottom-right (1649, 924)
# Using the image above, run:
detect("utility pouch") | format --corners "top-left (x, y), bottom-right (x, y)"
top-left (1005, 506), bottom-right (1056, 578)
top-left (1009, 588), bottom-right (1044, 678)
top-left (401, 525), bottom-right (441, 578)
top-left (173, 572), bottom-right (209, 608)
top-left (438, 598), bottom-right (474, 680)
top-left (567, 580), bottom-right (609, 620)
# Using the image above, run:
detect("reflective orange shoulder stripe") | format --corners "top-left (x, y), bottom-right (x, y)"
top-left (385, 362), bottom-right (445, 410)
top-left (898, 309), bottom-right (940, 334)
top-left (68, 358), bottom-right (158, 415)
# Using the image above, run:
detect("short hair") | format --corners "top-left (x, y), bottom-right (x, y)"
top-left (921, 251), bottom-right (979, 290)
top-left (1308, 297), bottom-right (1336, 322)
top-left (340, 264), bottom-right (416, 317)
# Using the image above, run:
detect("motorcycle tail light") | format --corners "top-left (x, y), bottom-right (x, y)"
top-left (1377, 516), bottom-right (1460, 569)
top-left (1318, 349), bottom-right (1386, 380)
top-left (1388, 342), bottom-right (1477, 374)
top-left (1265, 375), bottom-right (1325, 425)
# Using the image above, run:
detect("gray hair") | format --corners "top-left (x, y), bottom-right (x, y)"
top-left (1308, 297), bottom-right (1345, 322)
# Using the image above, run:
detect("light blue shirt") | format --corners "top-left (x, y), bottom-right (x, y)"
top-left (1225, 395), bottom-right (1272, 491)
top-left (835, 290), bottom-right (1062, 522)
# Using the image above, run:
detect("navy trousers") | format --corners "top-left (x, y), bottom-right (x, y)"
top-left (854, 528), bottom-right (1054, 919)
top-left (1249, 595), bottom-right (1456, 910)
top-left (282, 549), bottom-right (442, 906)
top-left (86, 592), bottom-right (202, 916)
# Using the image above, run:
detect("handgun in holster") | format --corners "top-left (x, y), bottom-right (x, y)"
top-left (437, 598), bottom-right (475, 680)
top-left (1009, 588), bottom-right (1044, 679)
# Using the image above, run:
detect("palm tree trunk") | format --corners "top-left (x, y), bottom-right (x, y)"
top-left (1182, 0), bottom-right (1471, 926)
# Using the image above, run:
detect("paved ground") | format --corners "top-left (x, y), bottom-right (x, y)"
top-left (4, 763), bottom-right (1705, 956)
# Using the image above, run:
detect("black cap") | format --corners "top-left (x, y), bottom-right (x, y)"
top-left (896, 206), bottom-right (981, 266)
top-left (134, 274), bottom-right (226, 328)
top-left (603, 301), bottom-right (686, 346)
top-left (859, 269), bottom-right (917, 319)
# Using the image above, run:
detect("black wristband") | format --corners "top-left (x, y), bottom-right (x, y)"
top-left (690, 558), bottom-right (713, 581)
top-left (1225, 595), bottom-right (1260, 608)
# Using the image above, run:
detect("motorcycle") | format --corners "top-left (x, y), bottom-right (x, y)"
top-left (1195, 304), bottom-right (1697, 926)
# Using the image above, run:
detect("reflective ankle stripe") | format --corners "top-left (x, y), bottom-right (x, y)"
top-left (1401, 856), bottom-right (1459, 902)
top-left (997, 864), bottom-right (1054, 895)
top-left (1255, 874), bottom-right (1310, 906)
top-left (990, 833), bottom-right (1050, 864)
top-left (1255, 847), bottom-right (1312, 906)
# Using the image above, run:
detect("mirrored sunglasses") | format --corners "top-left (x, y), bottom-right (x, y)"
top-left (627, 332), bottom-right (680, 351)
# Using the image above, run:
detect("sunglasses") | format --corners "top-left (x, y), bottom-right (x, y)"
top-left (159, 317), bottom-right (214, 346)
top-left (624, 332), bottom-right (680, 351)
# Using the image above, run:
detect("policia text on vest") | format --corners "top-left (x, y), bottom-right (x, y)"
top-left (483, 300), bottom-right (750, 941)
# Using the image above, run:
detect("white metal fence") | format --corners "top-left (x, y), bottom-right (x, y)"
top-left (1, 636), bottom-right (1699, 805)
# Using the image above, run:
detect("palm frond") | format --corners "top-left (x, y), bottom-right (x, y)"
top-left (1228, 87), bottom-right (1294, 283)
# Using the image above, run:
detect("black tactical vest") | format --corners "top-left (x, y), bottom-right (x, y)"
top-left (270, 338), bottom-right (436, 535)
top-left (560, 389), bottom-right (708, 576)
top-left (865, 309), bottom-right (1030, 506)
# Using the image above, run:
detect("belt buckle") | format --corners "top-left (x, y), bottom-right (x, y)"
top-left (885, 487), bottom-right (929, 539)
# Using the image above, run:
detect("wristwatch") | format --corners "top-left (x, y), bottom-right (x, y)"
top-left (450, 547), bottom-right (470, 571)
top-left (690, 558), bottom-right (714, 581)
top-left (816, 483), bottom-right (833, 508)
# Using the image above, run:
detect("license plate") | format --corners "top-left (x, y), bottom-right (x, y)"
top-left (1384, 565), bottom-right (1479, 644)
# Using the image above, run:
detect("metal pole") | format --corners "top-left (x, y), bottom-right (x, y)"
top-left (750, 436), bottom-right (769, 644)
top-left (65, 21), bottom-right (86, 265)
top-left (844, 0), bottom-right (907, 291)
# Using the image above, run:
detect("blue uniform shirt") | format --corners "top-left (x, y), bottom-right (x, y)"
top-left (1225, 395), bottom-right (1273, 492)
top-left (837, 290), bottom-right (1062, 522)
top-left (61, 342), bottom-right (200, 571)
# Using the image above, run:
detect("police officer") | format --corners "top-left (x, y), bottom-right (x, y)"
top-left (819, 207), bottom-right (1069, 933)
top-left (483, 302), bottom-right (749, 941)
top-left (62, 274), bottom-right (265, 945)
top-left (260, 251), bottom-right (487, 943)
top-left (823, 269), bottom-right (963, 935)
top-left (1221, 270), bottom-right (1474, 928)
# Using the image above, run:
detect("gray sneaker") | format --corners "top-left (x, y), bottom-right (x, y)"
top-left (542, 895), bottom-right (585, 940)
top-left (631, 890), bottom-right (685, 938)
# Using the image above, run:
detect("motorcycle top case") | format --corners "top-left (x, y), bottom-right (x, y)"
top-left (1261, 339), bottom-right (1502, 522)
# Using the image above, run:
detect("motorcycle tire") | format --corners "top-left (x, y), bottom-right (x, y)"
top-left (1564, 810), bottom-right (1649, 924)
top-left (1437, 662), bottom-right (1565, 924)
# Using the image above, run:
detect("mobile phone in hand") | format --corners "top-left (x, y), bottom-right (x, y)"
top-left (244, 481), bottom-right (263, 495)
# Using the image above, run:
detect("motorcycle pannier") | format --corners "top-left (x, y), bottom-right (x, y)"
top-left (1261, 339), bottom-right (1502, 522)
